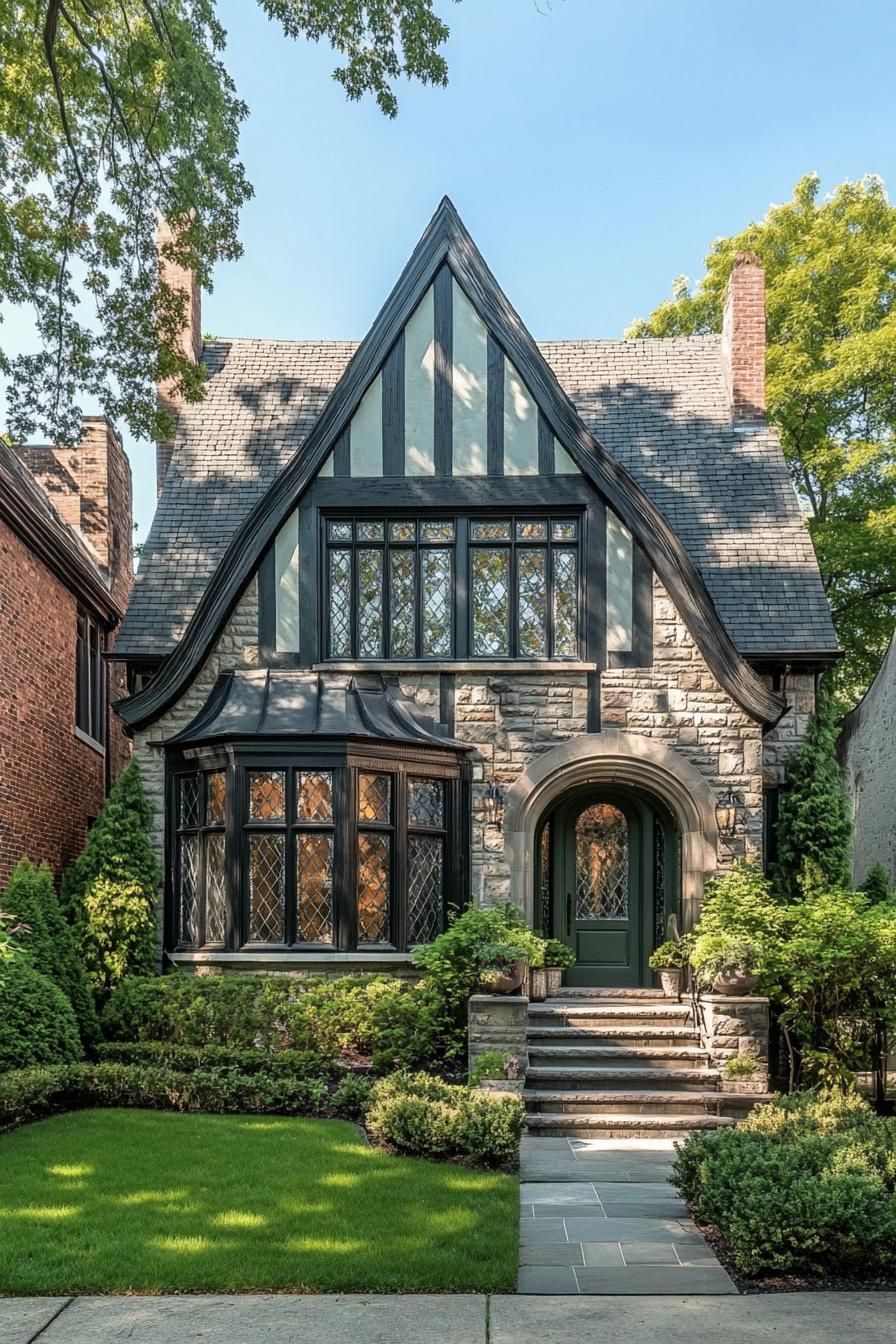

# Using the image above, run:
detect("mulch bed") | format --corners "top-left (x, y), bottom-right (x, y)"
top-left (697, 1221), bottom-right (896, 1293)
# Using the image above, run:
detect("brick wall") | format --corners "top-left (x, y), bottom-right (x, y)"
top-left (721, 251), bottom-right (766, 419)
top-left (0, 519), bottom-right (107, 884)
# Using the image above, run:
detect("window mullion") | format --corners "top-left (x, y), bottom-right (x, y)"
top-left (395, 772), bottom-right (409, 950)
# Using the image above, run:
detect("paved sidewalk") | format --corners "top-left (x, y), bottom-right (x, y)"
top-left (517, 1136), bottom-right (736, 1294)
top-left (4, 1293), bottom-right (896, 1344)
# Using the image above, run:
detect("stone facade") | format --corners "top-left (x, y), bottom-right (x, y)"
top-left (839, 631), bottom-right (896, 886)
top-left (468, 994), bottom-right (530, 1080)
top-left (697, 994), bottom-right (770, 1091)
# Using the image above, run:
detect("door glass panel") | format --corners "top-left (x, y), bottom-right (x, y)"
top-left (575, 804), bottom-right (628, 921)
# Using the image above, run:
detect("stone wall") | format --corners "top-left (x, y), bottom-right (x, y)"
top-left (839, 631), bottom-right (896, 886)
top-left (468, 994), bottom-right (529, 1080)
top-left (698, 994), bottom-right (770, 1091)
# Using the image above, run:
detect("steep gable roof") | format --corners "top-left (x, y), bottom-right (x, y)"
top-left (117, 198), bottom-right (833, 730)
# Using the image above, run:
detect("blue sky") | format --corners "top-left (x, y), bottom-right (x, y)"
top-left (10, 0), bottom-right (896, 540)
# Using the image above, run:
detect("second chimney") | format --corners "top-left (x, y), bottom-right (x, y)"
top-left (156, 216), bottom-right (201, 495)
top-left (721, 251), bottom-right (766, 421)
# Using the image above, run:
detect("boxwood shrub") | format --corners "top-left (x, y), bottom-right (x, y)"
top-left (673, 1090), bottom-right (896, 1278)
top-left (0, 959), bottom-right (83, 1071)
top-left (367, 1071), bottom-right (524, 1168)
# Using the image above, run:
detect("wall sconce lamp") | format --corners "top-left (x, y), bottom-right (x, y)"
top-left (715, 786), bottom-right (740, 844)
top-left (484, 780), bottom-right (506, 832)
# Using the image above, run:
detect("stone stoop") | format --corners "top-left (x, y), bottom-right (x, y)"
top-left (524, 991), bottom-right (767, 1139)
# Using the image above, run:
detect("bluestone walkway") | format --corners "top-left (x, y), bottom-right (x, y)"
top-left (517, 1136), bottom-right (737, 1294)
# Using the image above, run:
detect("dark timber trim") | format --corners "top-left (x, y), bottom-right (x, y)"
top-left (382, 333), bottom-right (405, 476)
top-left (334, 428), bottom-right (350, 478)
top-left (586, 670), bottom-right (601, 733)
top-left (439, 672), bottom-right (456, 738)
top-left (487, 336), bottom-right (504, 477)
top-left (538, 410), bottom-right (553, 476)
top-left (116, 197), bottom-right (785, 732)
top-left (433, 265), bottom-right (453, 476)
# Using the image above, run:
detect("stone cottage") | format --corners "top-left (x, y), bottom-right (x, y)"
top-left (112, 200), bottom-right (837, 987)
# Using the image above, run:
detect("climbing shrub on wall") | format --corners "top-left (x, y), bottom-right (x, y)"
top-left (62, 761), bottom-right (160, 996)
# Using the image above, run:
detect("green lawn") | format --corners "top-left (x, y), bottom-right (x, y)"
top-left (0, 1109), bottom-right (518, 1294)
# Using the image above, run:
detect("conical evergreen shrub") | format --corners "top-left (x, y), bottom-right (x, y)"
top-left (860, 863), bottom-right (893, 905)
top-left (62, 759), bottom-right (161, 995)
top-left (774, 683), bottom-right (852, 898)
top-left (1, 859), bottom-right (99, 1048)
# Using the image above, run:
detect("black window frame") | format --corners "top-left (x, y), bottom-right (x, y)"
top-left (75, 608), bottom-right (105, 746)
top-left (166, 745), bottom-right (471, 957)
top-left (173, 766), bottom-right (228, 949)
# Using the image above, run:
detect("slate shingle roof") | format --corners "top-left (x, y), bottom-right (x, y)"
top-left (116, 334), bottom-right (837, 658)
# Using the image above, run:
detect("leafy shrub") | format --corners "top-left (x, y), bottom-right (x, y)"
top-left (0, 959), bottom-right (82, 1070)
top-left (469, 1051), bottom-right (520, 1084)
top-left (648, 940), bottom-right (685, 971)
top-left (861, 863), bottom-right (893, 904)
top-left (774, 686), bottom-right (852, 898)
top-left (543, 938), bottom-right (575, 969)
top-left (672, 1090), bottom-right (896, 1277)
top-left (62, 760), bottom-right (161, 994)
top-left (1, 859), bottom-right (99, 1048)
top-left (723, 1055), bottom-right (764, 1079)
top-left (102, 973), bottom-right (302, 1048)
top-left (95, 1040), bottom-right (336, 1078)
top-left (688, 932), bottom-right (762, 988)
top-left (367, 1070), bottom-right (524, 1167)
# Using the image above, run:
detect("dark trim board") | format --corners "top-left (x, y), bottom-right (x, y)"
top-left (116, 198), bottom-right (785, 732)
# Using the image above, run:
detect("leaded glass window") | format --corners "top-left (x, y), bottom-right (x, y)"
top-left (358, 832), bottom-right (391, 943)
top-left (297, 833), bottom-right (334, 943)
top-left (249, 833), bottom-right (285, 942)
top-left (406, 776), bottom-right (446, 944)
top-left (574, 804), bottom-right (629, 921)
top-left (174, 768), bottom-right (227, 947)
top-left (471, 548), bottom-right (510, 655)
top-left (470, 517), bottom-right (580, 659)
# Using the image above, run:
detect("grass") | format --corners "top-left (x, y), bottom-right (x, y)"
top-left (0, 1109), bottom-right (518, 1294)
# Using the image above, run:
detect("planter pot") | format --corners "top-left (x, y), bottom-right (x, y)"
top-left (658, 968), bottom-right (682, 998)
top-left (477, 1078), bottom-right (526, 1097)
top-left (712, 969), bottom-right (760, 996)
top-left (544, 967), bottom-right (563, 997)
top-left (477, 959), bottom-right (528, 996)
top-left (529, 967), bottom-right (548, 1001)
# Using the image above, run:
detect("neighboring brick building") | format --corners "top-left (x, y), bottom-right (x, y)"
top-left (839, 629), bottom-right (896, 888)
top-left (0, 418), bottom-right (133, 885)
top-left (113, 201), bottom-right (838, 985)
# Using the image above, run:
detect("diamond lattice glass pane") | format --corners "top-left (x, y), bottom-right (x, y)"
top-left (328, 520), bottom-right (353, 541)
top-left (389, 521), bottom-right (416, 542)
top-left (248, 770), bottom-right (285, 821)
top-left (517, 548), bottom-right (548, 657)
top-left (471, 520), bottom-right (511, 541)
top-left (297, 771), bottom-right (333, 822)
top-left (422, 548), bottom-right (452, 655)
top-left (471, 549), bottom-right (510, 655)
top-left (178, 834), bottom-right (200, 943)
top-left (552, 548), bottom-right (578, 657)
top-left (358, 549), bottom-right (384, 657)
top-left (552, 520), bottom-right (577, 540)
top-left (249, 833), bottom-right (284, 941)
top-left (207, 771), bottom-right (226, 826)
top-left (575, 804), bottom-right (628, 921)
top-left (204, 832), bottom-right (226, 943)
top-left (539, 821), bottom-right (552, 939)
top-left (408, 777), bottom-right (444, 828)
top-left (654, 817), bottom-right (667, 947)
top-left (421, 520), bottom-right (454, 542)
top-left (358, 833), bottom-right (391, 942)
top-left (358, 772), bottom-right (391, 822)
top-left (516, 520), bottom-right (547, 540)
top-left (297, 833), bottom-right (334, 942)
top-left (328, 549), bottom-right (352, 656)
top-left (357, 520), bottom-right (384, 541)
top-left (179, 775), bottom-right (199, 829)
top-left (389, 549), bottom-right (416, 657)
top-left (407, 836), bottom-right (444, 944)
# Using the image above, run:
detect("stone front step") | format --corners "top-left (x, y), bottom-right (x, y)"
top-left (551, 987), bottom-right (669, 1000)
top-left (523, 1089), bottom-right (747, 1116)
top-left (526, 1065), bottom-right (721, 1091)
top-left (528, 1044), bottom-right (710, 1069)
top-left (530, 1001), bottom-right (692, 1021)
top-left (527, 1026), bottom-right (701, 1048)
top-left (525, 1111), bottom-right (736, 1139)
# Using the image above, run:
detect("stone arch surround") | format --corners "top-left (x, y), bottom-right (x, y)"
top-left (502, 730), bottom-right (719, 930)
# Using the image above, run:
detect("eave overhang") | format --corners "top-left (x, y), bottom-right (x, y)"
top-left (116, 198), bottom-right (785, 733)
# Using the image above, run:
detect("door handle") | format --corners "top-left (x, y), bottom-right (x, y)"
top-left (566, 892), bottom-right (572, 938)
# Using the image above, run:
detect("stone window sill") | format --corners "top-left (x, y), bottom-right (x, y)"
top-left (74, 726), bottom-right (106, 757)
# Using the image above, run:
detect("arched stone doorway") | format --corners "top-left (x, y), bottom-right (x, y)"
top-left (502, 731), bottom-right (719, 986)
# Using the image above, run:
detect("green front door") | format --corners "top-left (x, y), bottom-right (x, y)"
top-left (553, 793), bottom-right (647, 988)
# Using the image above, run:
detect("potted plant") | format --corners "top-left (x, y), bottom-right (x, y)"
top-left (470, 1050), bottom-right (525, 1095)
top-left (476, 941), bottom-right (529, 995)
top-left (648, 939), bottom-right (686, 997)
top-left (543, 939), bottom-right (575, 996)
top-left (720, 1054), bottom-right (768, 1094)
top-left (689, 931), bottom-right (761, 995)
top-left (527, 941), bottom-right (548, 1002)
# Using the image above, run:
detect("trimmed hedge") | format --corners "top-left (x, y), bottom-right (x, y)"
top-left (0, 959), bottom-right (83, 1071)
top-left (95, 1040), bottom-right (340, 1078)
top-left (673, 1090), bottom-right (896, 1278)
top-left (367, 1071), bottom-right (524, 1168)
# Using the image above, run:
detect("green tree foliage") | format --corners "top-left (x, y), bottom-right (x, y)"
top-left (774, 687), bottom-right (852, 896)
top-left (628, 175), bottom-right (896, 701)
top-left (1, 859), bottom-right (99, 1047)
top-left (0, 1), bottom-right (453, 446)
top-left (860, 862), bottom-right (893, 904)
top-left (62, 760), bottom-right (161, 994)
top-left (0, 958), bottom-right (82, 1069)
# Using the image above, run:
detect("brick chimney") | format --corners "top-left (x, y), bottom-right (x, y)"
top-left (17, 417), bottom-right (133, 606)
top-left (721, 251), bottom-right (766, 420)
top-left (156, 215), bottom-right (201, 495)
